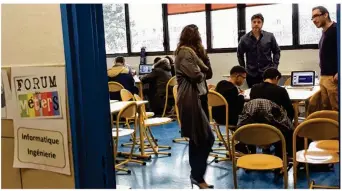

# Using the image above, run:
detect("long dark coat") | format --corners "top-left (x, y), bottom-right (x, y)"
top-left (174, 46), bottom-right (214, 145)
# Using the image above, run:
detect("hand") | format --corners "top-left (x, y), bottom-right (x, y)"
top-left (333, 73), bottom-right (338, 83)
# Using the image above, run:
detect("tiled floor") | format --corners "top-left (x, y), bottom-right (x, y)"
top-left (115, 121), bottom-right (340, 189)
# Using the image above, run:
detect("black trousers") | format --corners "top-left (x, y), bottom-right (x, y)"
top-left (246, 74), bottom-right (263, 88)
top-left (188, 95), bottom-right (214, 183)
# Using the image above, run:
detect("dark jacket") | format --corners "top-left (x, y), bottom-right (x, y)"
top-left (175, 46), bottom-right (214, 146)
top-left (108, 65), bottom-right (138, 100)
top-left (212, 80), bottom-right (245, 125)
top-left (250, 82), bottom-right (294, 121)
top-left (141, 58), bottom-right (172, 115)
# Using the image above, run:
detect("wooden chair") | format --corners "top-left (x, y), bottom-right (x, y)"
top-left (108, 82), bottom-right (124, 96)
top-left (134, 94), bottom-right (173, 157)
top-left (120, 89), bottom-right (154, 118)
top-left (306, 110), bottom-right (339, 153)
top-left (172, 85), bottom-right (189, 143)
top-left (207, 90), bottom-right (237, 163)
top-left (292, 118), bottom-right (339, 189)
top-left (120, 89), bottom-right (154, 148)
top-left (112, 102), bottom-right (145, 174)
top-left (162, 76), bottom-right (177, 117)
top-left (231, 124), bottom-right (288, 189)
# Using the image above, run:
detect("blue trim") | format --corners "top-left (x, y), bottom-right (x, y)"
top-left (337, 4), bottom-right (340, 116)
top-left (60, 4), bottom-right (116, 188)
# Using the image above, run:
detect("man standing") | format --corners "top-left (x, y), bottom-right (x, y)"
top-left (312, 6), bottom-right (338, 110)
top-left (237, 13), bottom-right (281, 88)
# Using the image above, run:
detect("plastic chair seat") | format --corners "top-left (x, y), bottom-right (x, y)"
top-left (237, 154), bottom-right (283, 170)
top-left (144, 117), bottom-right (172, 126)
top-left (112, 128), bottom-right (135, 137)
top-left (296, 150), bottom-right (339, 164)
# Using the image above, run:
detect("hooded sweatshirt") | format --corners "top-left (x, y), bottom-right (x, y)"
top-left (107, 63), bottom-right (137, 100)
top-left (141, 58), bottom-right (172, 97)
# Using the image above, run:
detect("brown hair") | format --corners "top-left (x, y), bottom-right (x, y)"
top-left (175, 24), bottom-right (207, 62)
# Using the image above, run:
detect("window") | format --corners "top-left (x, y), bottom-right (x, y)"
top-left (168, 12), bottom-right (207, 51)
top-left (103, 4), bottom-right (128, 54)
top-left (245, 4), bottom-right (293, 46)
top-left (299, 4), bottom-right (337, 44)
top-left (129, 4), bottom-right (164, 52)
top-left (211, 7), bottom-right (238, 48)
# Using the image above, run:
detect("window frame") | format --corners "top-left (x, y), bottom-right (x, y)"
top-left (105, 3), bottom-right (338, 57)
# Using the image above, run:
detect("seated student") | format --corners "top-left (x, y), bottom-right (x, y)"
top-left (141, 58), bottom-right (172, 116)
top-left (107, 56), bottom-right (138, 100)
top-left (212, 66), bottom-right (246, 126)
top-left (250, 68), bottom-right (294, 121)
top-left (239, 68), bottom-right (298, 157)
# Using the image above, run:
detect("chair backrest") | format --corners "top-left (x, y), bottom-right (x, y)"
top-left (284, 78), bottom-right (291, 86)
top-left (207, 90), bottom-right (228, 125)
top-left (162, 76), bottom-right (177, 117)
top-left (120, 89), bottom-right (134, 101)
top-left (167, 76), bottom-right (177, 87)
top-left (232, 123), bottom-right (285, 146)
top-left (306, 110), bottom-right (338, 122)
top-left (108, 82), bottom-right (124, 92)
top-left (173, 85), bottom-right (181, 125)
top-left (294, 118), bottom-right (339, 140)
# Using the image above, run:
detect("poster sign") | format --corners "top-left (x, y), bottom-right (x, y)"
top-left (14, 75), bottom-right (62, 119)
top-left (11, 66), bottom-right (70, 175)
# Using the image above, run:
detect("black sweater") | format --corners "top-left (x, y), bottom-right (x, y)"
top-left (250, 82), bottom-right (294, 121)
top-left (212, 80), bottom-right (245, 125)
top-left (319, 22), bottom-right (338, 76)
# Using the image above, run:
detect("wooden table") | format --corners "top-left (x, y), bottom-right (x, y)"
top-left (243, 86), bottom-right (320, 126)
top-left (110, 101), bottom-right (151, 159)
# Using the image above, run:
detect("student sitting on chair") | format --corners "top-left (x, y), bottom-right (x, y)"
top-left (239, 68), bottom-right (300, 157)
top-left (108, 56), bottom-right (138, 100)
top-left (141, 58), bottom-right (172, 116)
top-left (212, 66), bottom-right (246, 126)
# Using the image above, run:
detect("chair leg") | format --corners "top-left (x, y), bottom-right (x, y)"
top-left (172, 137), bottom-right (189, 143)
top-left (144, 126), bottom-right (171, 156)
top-left (283, 166), bottom-right (288, 189)
top-left (305, 163), bottom-right (310, 187)
top-left (233, 160), bottom-right (238, 189)
top-left (293, 162), bottom-right (298, 189)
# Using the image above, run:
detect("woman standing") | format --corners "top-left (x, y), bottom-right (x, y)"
top-left (174, 24), bottom-right (214, 189)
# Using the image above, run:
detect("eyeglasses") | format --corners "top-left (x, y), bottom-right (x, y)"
top-left (311, 13), bottom-right (324, 20)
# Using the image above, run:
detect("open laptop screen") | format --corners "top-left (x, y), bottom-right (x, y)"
top-left (139, 64), bottom-right (153, 75)
top-left (291, 71), bottom-right (315, 86)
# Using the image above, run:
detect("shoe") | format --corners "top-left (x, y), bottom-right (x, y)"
top-left (190, 175), bottom-right (214, 189)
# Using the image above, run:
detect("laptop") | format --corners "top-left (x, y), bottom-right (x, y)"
top-left (287, 71), bottom-right (315, 89)
top-left (139, 64), bottom-right (153, 76)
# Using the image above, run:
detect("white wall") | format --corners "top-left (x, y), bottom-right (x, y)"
top-left (106, 49), bottom-right (320, 85)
